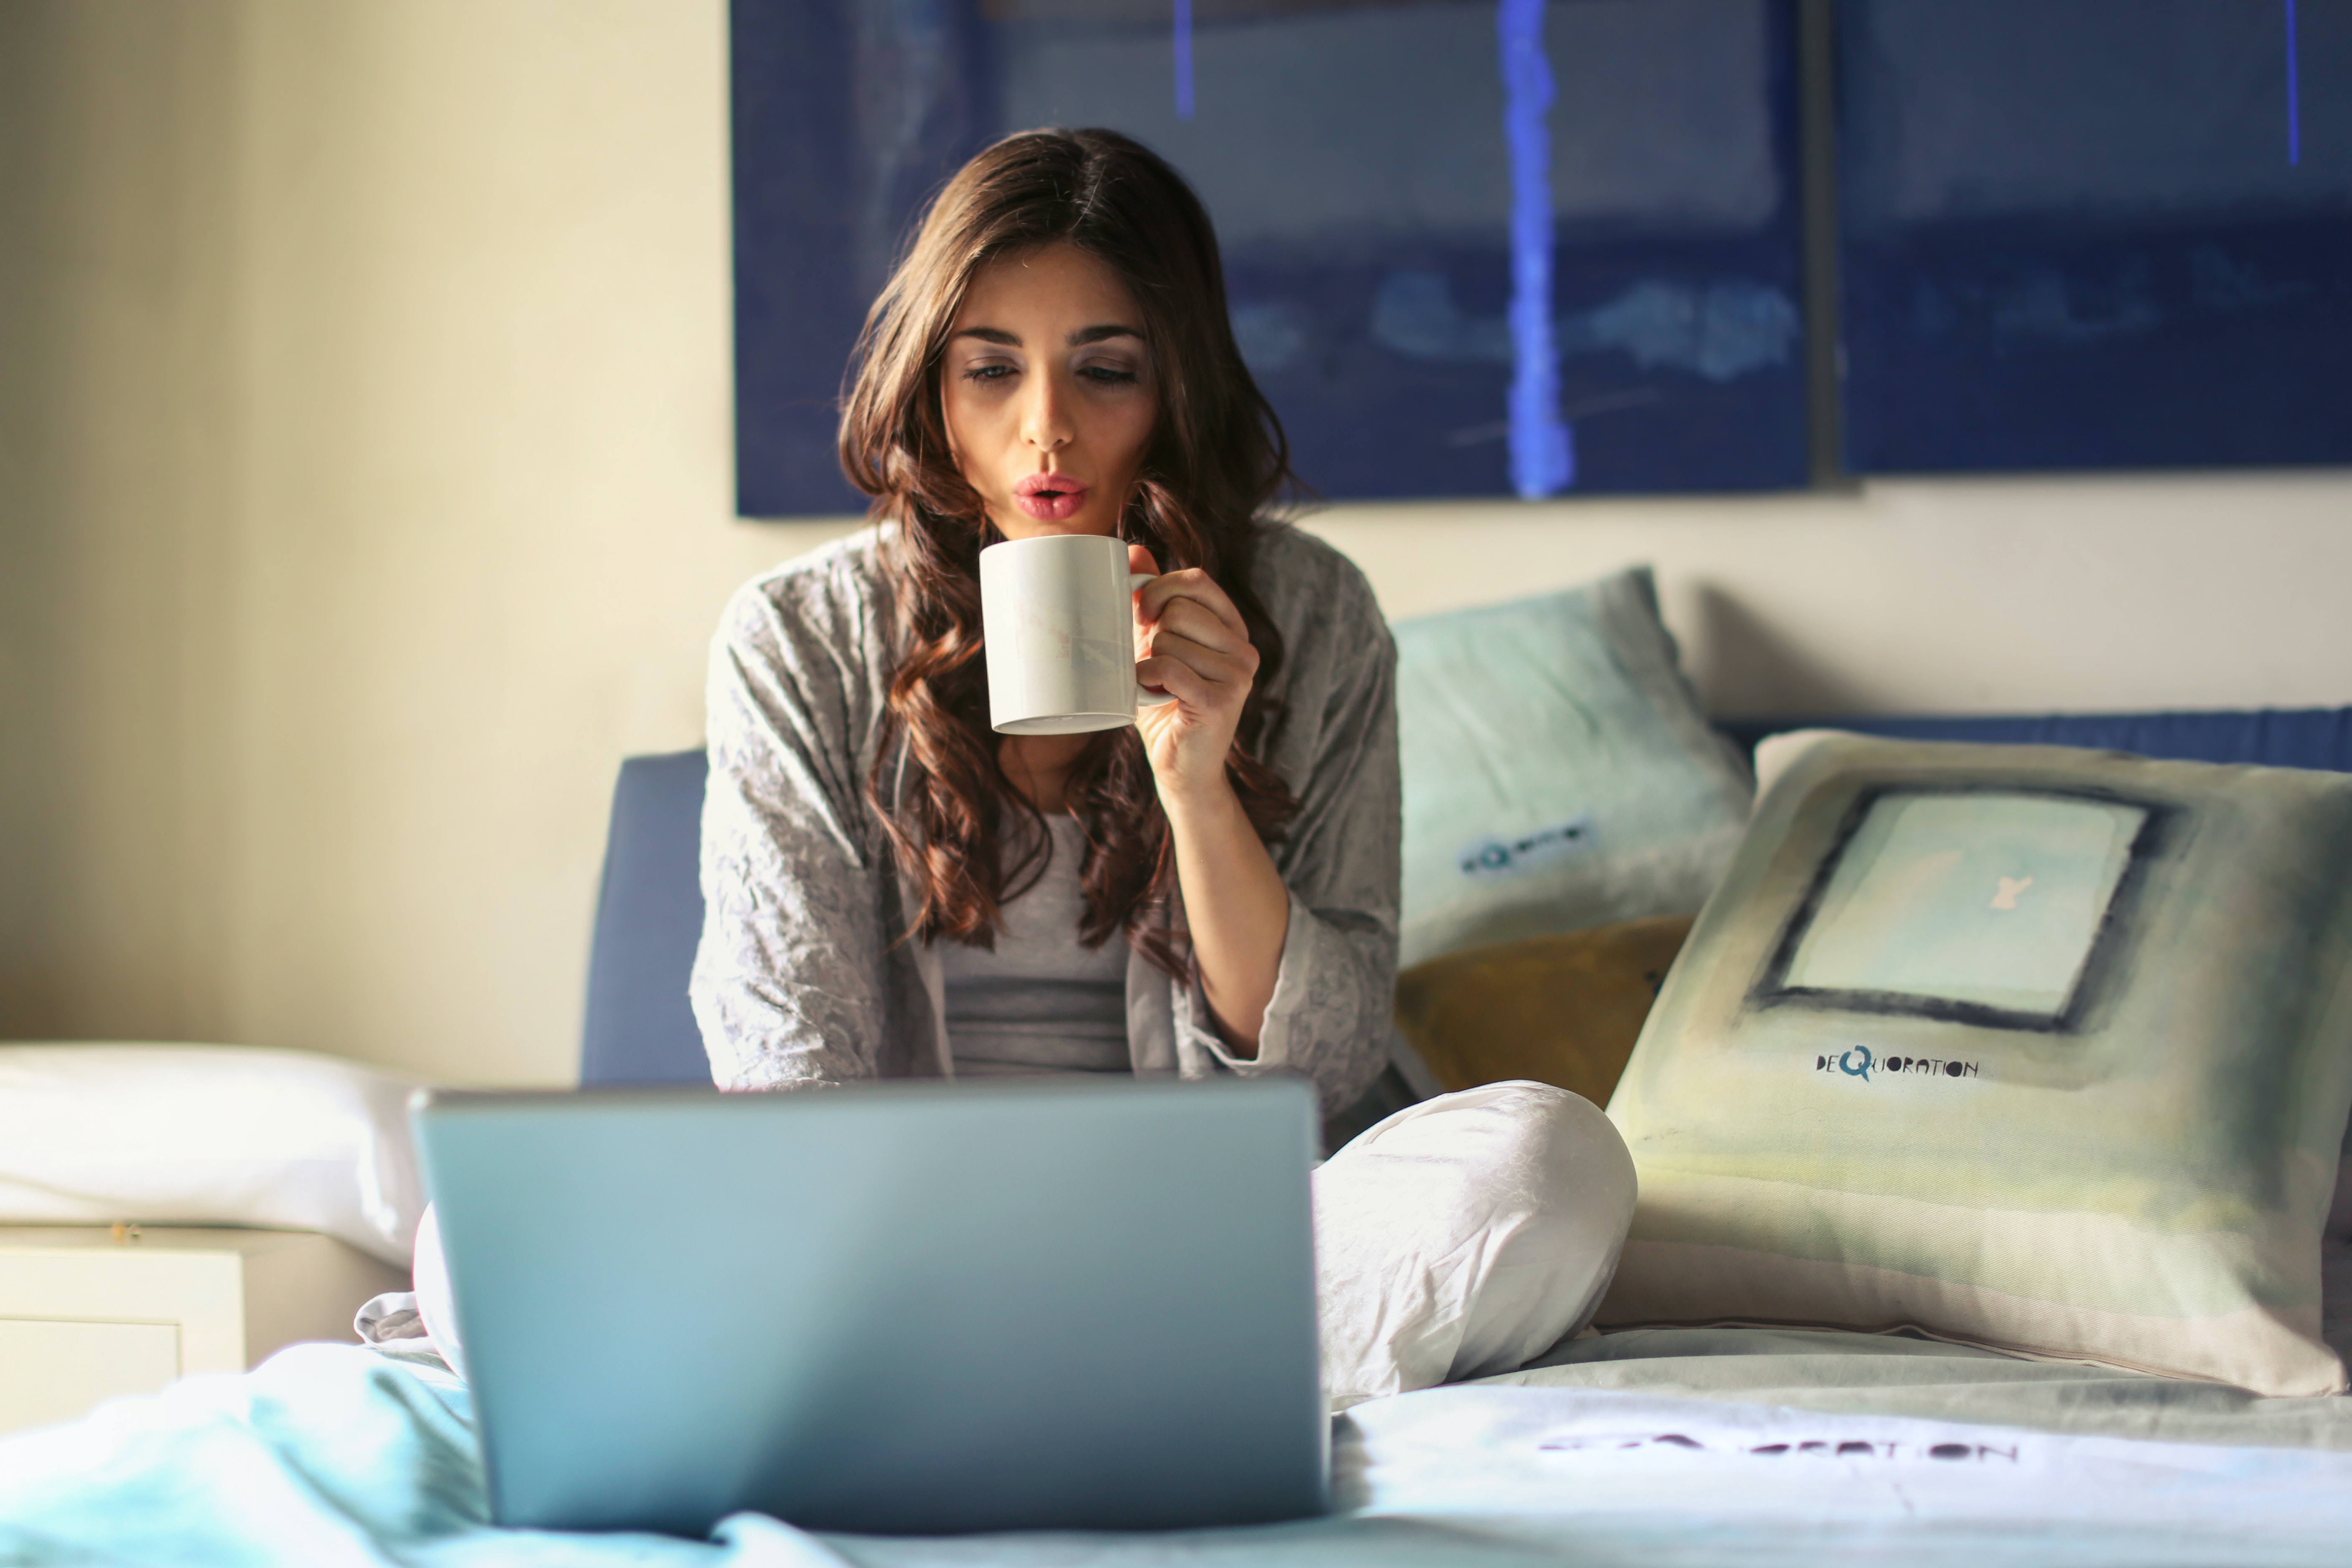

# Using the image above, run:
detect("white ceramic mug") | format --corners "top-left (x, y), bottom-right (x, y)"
top-left (979, 533), bottom-right (1177, 735)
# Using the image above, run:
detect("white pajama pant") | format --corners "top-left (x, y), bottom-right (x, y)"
top-left (413, 1079), bottom-right (1636, 1414)
top-left (1312, 1079), bottom-right (1637, 1410)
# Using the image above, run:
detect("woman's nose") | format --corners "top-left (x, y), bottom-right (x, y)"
top-left (1021, 372), bottom-right (1072, 453)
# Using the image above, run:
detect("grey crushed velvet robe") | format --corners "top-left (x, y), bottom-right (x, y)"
top-left (688, 521), bottom-right (1402, 1115)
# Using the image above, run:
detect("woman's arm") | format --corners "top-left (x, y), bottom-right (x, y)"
top-left (1141, 530), bottom-right (1400, 1111)
top-left (1162, 772), bottom-right (1288, 1058)
top-left (1126, 544), bottom-right (1287, 1055)
top-left (1237, 598), bottom-right (1399, 1108)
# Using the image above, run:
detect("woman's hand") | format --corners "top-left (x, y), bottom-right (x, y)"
top-left (1128, 543), bottom-right (1260, 804)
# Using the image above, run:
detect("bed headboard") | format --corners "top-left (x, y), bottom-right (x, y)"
top-left (580, 708), bottom-right (2352, 1088)
top-left (1713, 708), bottom-right (2352, 772)
top-left (580, 748), bottom-right (713, 1088)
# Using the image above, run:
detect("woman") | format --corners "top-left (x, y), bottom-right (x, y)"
top-left (690, 127), bottom-right (1395, 1105)
top-left (423, 130), bottom-right (1634, 1410)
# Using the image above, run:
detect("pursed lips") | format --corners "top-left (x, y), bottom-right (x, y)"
top-left (1014, 472), bottom-right (1090, 521)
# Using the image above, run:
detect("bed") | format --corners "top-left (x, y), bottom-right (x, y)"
top-left (9, 1311), bottom-right (2352, 1564)
top-left (4, 701), bottom-right (2349, 1565)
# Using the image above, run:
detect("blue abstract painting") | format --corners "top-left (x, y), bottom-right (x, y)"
top-left (1838, 0), bottom-right (2352, 473)
top-left (732, 0), bottom-right (1811, 517)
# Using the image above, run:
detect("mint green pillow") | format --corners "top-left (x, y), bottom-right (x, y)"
top-left (1601, 731), bottom-right (2352, 1396)
top-left (1392, 566), bottom-right (1752, 970)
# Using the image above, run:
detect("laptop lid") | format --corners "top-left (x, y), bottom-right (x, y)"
top-left (412, 1077), bottom-right (1326, 1537)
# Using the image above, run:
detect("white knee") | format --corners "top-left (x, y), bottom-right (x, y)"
top-left (1436, 1083), bottom-right (1637, 1380)
top-left (1313, 1081), bottom-right (1636, 1410)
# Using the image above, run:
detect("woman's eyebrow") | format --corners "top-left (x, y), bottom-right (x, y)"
top-left (1069, 324), bottom-right (1143, 346)
top-left (953, 326), bottom-right (1020, 346)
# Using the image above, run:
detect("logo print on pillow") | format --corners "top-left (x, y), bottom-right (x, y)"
top-left (1456, 813), bottom-right (1596, 880)
top-left (1753, 786), bottom-right (2171, 1034)
top-left (1812, 1050), bottom-right (1982, 1080)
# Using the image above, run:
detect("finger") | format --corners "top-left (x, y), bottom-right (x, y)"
top-left (1126, 542), bottom-right (1162, 580)
top-left (1135, 653), bottom-right (1218, 710)
top-left (1138, 568), bottom-right (1242, 634)
top-left (1136, 567), bottom-right (1245, 636)
top-left (1149, 596), bottom-right (1252, 658)
top-left (1145, 623), bottom-right (1258, 686)
top-left (1140, 629), bottom-right (1255, 691)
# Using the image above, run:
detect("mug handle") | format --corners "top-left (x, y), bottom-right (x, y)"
top-left (1129, 571), bottom-right (1177, 709)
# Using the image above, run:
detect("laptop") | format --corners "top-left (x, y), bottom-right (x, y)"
top-left (411, 1077), bottom-right (1327, 1537)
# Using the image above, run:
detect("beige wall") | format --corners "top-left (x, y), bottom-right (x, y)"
top-left (1306, 472), bottom-right (2352, 718)
top-left (2, 2), bottom-right (2346, 1088)
top-left (0, 1), bottom-right (825, 1084)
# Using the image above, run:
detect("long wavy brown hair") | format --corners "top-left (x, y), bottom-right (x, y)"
top-left (838, 127), bottom-right (1301, 975)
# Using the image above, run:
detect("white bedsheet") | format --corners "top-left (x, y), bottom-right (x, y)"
top-left (4, 1340), bottom-right (2349, 1567)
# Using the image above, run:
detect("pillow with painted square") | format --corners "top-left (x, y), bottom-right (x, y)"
top-left (1599, 731), bottom-right (2352, 1396)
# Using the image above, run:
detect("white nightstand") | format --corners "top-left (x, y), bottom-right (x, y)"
top-left (0, 1224), bottom-right (410, 1436)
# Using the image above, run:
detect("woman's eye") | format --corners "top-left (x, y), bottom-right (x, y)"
top-left (962, 364), bottom-right (1016, 383)
top-left (1080, 364), bottom-right (1140, 386)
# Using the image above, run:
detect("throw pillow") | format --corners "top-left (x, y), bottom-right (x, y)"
top-left (1395, 915), bottom-right (1694, 1104)
top-left (1392, 565), bottom-right (1751, 968)
top-left (1600, 732), bottom-right (2352, 1396)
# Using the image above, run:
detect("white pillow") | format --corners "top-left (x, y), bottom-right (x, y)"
top-left (0, 1044), bottom-right (429, 1266)
top-left (1313, 1082), bottom-right (1636, 1411)
top-left (1392, 566), bottom-right (1754, 969)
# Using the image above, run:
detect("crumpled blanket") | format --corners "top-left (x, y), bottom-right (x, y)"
top-left (0, 1344), bottom-right (845, 1567)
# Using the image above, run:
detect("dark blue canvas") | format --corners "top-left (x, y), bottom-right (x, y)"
top-left (731, 0), bottom-right (1811, 514)
top-left (729, 0), bottom-right (873, 519)
top-left (1837, 0), bottom-right (2352, 473)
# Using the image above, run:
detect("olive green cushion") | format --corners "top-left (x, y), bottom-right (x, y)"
top-left (1395, 916), bottom-right (1692, 1106)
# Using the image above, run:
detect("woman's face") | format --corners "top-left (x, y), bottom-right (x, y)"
top-left (939, 243), bottom-right (1159, 542)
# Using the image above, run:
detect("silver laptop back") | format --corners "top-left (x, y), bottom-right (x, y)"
top-left (412, 1077), bottom-right (1326, 1536)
